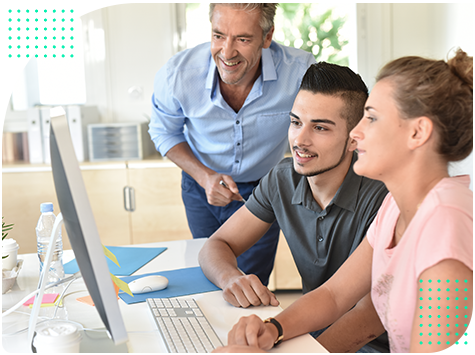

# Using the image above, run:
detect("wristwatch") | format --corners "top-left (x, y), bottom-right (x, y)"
top-left (263, 317), bottom-right (284, 346)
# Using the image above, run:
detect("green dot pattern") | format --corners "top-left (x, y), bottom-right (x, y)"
top-left (417, 279), bottom-right (470, 346)
top-left (7, 4), bottom-right (76, 60)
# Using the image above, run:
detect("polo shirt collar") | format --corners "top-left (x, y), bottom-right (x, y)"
top-left (205, 44), bottom-right (277, 91)
top-left (292, 152), bottom-right (362, 213)
top-left (331, 152), bottom-right (362, 212)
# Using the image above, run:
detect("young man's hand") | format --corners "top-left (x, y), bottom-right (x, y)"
top-left (223, 274), bottom-right (280, 308)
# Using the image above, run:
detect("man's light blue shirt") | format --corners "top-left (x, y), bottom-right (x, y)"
top-left (149, 41), bottom-right (315, 182)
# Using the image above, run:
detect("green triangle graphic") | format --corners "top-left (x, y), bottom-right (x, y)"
top-left (452, 336), bottom-right (465, 348)
top-left (16, 7), bottom-right (65, 60)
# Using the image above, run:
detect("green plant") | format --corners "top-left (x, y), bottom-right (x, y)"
top-left (275, 3), bottom-right (349, 65)
top-left (2, 217), bottom-right (14, 259)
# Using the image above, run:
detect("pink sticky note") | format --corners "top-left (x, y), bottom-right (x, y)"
top-left (24, 293), bottom-right (59, 306)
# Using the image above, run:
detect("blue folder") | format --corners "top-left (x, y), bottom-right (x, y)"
top-left (63, 246), bottom-right (167, 276)
top-left (118, 266), bottom-right (221, 304)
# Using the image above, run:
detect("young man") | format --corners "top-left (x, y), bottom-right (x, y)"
top-left (199, 62), bottom-right (389, 352)
top-left (149, 4), bottom-right (315, 287)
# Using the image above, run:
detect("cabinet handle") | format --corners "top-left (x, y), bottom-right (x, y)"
top-left (123, 186), bottom-right (136, 212)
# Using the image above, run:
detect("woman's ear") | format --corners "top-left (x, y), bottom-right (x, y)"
top-left (408, 116), bottom-right (434, 150)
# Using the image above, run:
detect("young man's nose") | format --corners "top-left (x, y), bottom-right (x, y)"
top-left (294, 126), bottom-right (313, 147)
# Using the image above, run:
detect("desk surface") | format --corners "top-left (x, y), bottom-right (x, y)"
top-left (2, 239), bottom-right (327, 353)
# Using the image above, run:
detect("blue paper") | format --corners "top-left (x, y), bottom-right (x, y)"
top-left (118, 267), bottom-right (221, 304)
top-left (63, 246), bottom-right (167, 276)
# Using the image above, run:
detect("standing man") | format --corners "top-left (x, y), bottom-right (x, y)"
top-left (199, 62), bottom-right (389, 352)
top-left (149, 3), bottom-right (315, 286)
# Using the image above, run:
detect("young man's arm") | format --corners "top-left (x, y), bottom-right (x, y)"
top-left (199, 206), bottom-right (280, 307)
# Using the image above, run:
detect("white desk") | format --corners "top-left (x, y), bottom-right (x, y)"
top-left (2, 239), bottom-right (327, 353)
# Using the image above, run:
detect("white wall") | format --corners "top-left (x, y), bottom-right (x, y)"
top-left (357, 2), bottom-right (473, 187)
top-left (81, 3), bottom-right (182, 124)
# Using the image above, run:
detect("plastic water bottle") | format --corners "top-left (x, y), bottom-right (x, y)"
top-left (36, 202), bottom-right (64, 285)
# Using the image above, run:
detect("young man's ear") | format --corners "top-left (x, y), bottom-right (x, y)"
top-left (348, 137), bottom-right (358, 152)
top-left (408, 116), bottom-right (434, 150)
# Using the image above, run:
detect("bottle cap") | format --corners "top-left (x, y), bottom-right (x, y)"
top-left (40, 203), bottom-right (54, 213)
top-left (2, 238), bottom-right (19, 253)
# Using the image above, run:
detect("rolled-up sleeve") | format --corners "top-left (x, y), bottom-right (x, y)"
top-left (149, 65), bottom-right (187, 156)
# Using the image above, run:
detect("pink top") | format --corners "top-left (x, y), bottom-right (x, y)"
top-left (367, 176), bottom-right (473, 352)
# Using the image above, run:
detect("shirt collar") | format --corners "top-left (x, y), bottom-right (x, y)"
top-left (261, 46), bottom-right (277, 81)
top-left (205, 55), bottom-right (217, 90)
top-left (205, 44), bottom-right (277, 90)
top-left (292, 152), bottom-right (362, 213)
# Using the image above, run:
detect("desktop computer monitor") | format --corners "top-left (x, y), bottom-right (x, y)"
top-left (49, 107), bottom-right (128, 345)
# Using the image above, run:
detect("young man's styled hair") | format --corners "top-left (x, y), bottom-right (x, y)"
top-left (300, 62), bottom-right (369, 132)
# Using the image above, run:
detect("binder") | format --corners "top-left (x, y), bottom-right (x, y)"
top-left (40, 107), bottom-right (51, 164)
top-left (66, 106), bottom-right (100, 162)
top-left (27, 108), bottom-right (44, 164)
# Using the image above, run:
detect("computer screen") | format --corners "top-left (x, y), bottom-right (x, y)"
top-left (49, 107), bottom-right (128, 345)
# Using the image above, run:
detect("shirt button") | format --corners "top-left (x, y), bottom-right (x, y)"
top-left (318, 236), bottom-right (324, 242)
top-left (318, 216), bottom-right (324, 221)
top-left (237, 142), bottom-right (241, 146)
top-left (236, 120), bottom-right (240, 124)
top-left (235, 160), bottom-right (239, 163)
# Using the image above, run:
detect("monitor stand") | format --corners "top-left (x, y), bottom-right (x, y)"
top-left (79, 330), bottom-right (129, 353)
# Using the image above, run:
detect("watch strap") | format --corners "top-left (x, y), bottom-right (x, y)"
top-left (263, 317), bottom-right (284, 346)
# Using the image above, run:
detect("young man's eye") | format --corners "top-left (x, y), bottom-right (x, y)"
top-left (316, 126), bottom-right (327, 131)
top-left (290, 120), bottom-right (301, 126)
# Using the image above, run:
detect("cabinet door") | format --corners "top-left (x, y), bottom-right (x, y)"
top-left (274, 234), bottom-right (302, 290)
top-left (2, 167), bottom-right (131, 254)
top-left (2, 171), bottom-right (68, 254)
top-left (127, 165), bottom-right (192, 244)
top-left (81, 168), bottom-right (131, 246)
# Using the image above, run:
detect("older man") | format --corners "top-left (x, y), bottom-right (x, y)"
top-left (149, 3), bottom-right (315, 286)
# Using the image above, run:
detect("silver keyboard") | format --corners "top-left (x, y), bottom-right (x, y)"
top-left (146, 297), bottom-right (224, 353)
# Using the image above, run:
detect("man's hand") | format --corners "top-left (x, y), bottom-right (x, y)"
top-left (204, 173), bottom-right (245, 206)
top-left (226, 315), bottom-right (278, 350)
top-left (223, 274), bottom-right (279, 308)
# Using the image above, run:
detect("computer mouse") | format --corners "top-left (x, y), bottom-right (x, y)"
top-left (128, 275), bottom-right (169, 294)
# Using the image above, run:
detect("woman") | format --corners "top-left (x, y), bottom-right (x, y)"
top-left (216, 49), bottom-right (473, 353)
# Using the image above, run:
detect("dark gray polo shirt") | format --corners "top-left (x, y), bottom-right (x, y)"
top-left (246, 153), bottom-right (388, 294)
